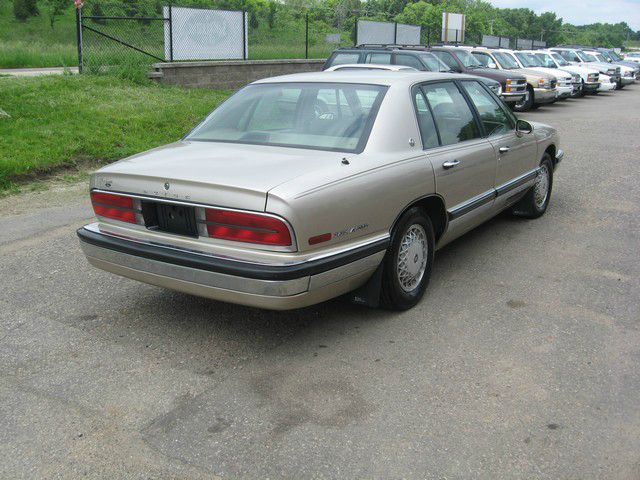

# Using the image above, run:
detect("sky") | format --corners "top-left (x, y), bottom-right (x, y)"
top-left (489, 0), bottom-right (640, 30)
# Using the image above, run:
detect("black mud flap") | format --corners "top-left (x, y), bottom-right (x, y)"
top-left (349, 264), bottom-right (384, 308)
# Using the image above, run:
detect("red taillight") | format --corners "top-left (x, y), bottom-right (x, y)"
top-left (91, 191), bottom-right (136, 224)
top-left (204, 208), bottom-right (292, 246)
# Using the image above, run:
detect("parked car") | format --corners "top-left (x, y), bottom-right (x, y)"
top-left (78, 71), bottom-right (563, 311)
top-left (597, 48), bottom-right (640, 77)
top-left (582, 49), bottom-right (636, 87)
top-left (323, 46), bottom-right (503, 97)
top-left (551, 48), bottom-right (623, 89)
top-left (468, 47), bottom-right (558, 111)
top-left (508, 50), bottom-right (575, 99)
top-left (326, 64), bottom-right (417, 72)
top-left (530, 50), bottom-right (600, 96)
top-left (427, 46), bottom-right (527, 108)
top-left (622, 52), bottom-right (640, 64)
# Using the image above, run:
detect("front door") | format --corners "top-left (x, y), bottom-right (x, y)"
top-left (457, 80), bottom-right (538, 208)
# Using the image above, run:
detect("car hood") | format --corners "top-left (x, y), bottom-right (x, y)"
top-left (559, 65), bottom-right (598, 76)
top-left (465, 68), bottom-right (525, 85)
top-left (91, 141), bottom-right (346, 212)
top-left (513, 67), bottom-right (555, 80)
top-left (527, 67), bottom-right (571, 80)
top-left (582, 61), bottom-right (620, 71)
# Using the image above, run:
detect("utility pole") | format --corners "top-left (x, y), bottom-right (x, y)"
top-left (489, 19), bottom-right (494, 35)
top-left (540, 28), bottom-right (545, 41)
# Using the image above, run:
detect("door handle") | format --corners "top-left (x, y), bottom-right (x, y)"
top-left (442, 160), bottom-right (460, 169)
top-left (499, 146), bottom-right (510, 154)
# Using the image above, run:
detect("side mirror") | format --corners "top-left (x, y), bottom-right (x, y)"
top-left (516, 119), bottom-right (533, 135)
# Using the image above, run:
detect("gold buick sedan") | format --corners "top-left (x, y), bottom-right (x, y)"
top-left (78, 71), bottom-right (563, 310)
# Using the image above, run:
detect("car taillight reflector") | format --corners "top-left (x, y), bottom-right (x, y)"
top-left (309, 233), bottom-right (332, 245)
top-left (90, 191), bottom-right (137, 224)
top-left (204, 208), bottom-right (292, 246)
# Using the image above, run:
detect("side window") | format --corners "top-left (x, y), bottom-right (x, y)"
top-left (365, 53), bottom-right (391, 64)
top-left (460, 81), bottom-right (514, 136)
top-left (472, 52), bottom-right (497, 69)
top-left (395, 54), bottom-right (424, 70)
top-left (432, 51), bottom-right (458, 70)
top-left (421, 82), bottom-right (481, 146)
top-left (329, 53), bottom-right (361, 66)
top-left (412, 88), bottom-right (439, 149)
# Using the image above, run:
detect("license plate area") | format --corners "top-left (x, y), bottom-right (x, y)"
top-left (141, 201), bottom-right (198, 237)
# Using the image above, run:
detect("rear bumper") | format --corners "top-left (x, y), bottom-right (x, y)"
top-left (78, 224), bottom-right (387, 310)
top-left (533, 88), bottom-right (557, 104)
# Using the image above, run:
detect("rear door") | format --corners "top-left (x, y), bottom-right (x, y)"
top-left (413, 81), bottom-right (497, 230)
top-left (459, 80), bottom-right (538, 207)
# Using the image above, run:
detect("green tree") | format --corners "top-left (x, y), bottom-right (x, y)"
top-left (13, 0), bottom-right (38, 21)
top-left (44, 0), bottom-right (69, 28)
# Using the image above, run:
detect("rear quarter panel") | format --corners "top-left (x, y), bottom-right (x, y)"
top-left (267, 82), bottom-right (436, 253)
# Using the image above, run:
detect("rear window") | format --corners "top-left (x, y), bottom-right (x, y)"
top-left (187, 82), bottom-right (388, 153)
top-left (328, 53), bottom-right (361, 67)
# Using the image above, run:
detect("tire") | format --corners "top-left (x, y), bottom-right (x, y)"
top-left (578, 80), bottom-right (586, 97)
top-left (511, 154), bottom-right (554, 219)
top-left (380, 207), bottom-right (435, 310)
top-left (514, 85), bottom-right (534, 112)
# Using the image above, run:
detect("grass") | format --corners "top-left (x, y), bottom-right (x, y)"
top-left (0, 74), bottom-right (231, 189)
top-left (0, 0), bottom-right (340, 68)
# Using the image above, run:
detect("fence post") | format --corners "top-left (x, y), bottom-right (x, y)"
top-left (75, 6), bottom-right (83, 73)
top-left (393, 22), bottom-right (398, 44)
top-left (305, 13), bottom-right (309, 59)
top-left (242, 10), bottom-right (247, 60)
top-left (353, 17), bottom-right (358, 46)
top-left (168, 4), bottom-right (173, 62)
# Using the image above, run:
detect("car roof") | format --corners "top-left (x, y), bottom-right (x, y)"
top-left (252, 70), bottom-right (470, 86)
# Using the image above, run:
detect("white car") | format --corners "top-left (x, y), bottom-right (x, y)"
top-left (583, 49), bottom-right (636, 87)
top-left (529, 50), bottom-right (600, 96)
top-left (509, 50), bottom-right (574, 99)
top-left (551, 48), bottom-right (627, 89)
top-left (623, 52), bottom-right (640, 64)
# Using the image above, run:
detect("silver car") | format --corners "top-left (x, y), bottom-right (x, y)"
top-left (78, 71), bottom-right (563, 310)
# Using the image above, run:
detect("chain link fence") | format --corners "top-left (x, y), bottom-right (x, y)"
top-left (76, 4), bottom-right (555, 71)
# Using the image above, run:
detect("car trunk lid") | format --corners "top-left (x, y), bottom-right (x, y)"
top-left (92, 141), bottom-right (343, 212)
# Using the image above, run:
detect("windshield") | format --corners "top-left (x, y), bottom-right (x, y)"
top-left (610, 51), bottom-right (623, 60)
top-left (494, 52), bottom-right (520, 69)
top-left (578, 51), bottom-right (597, 62)
top-left (187, 82), bottom-right (387, 153)
top-left (536, 53), bottom-right (557, 68)
top-left (515, 52), bottom-right (541, 67)
top-left (600, 51), bottom-right (612, 61)
top-left (551, 53), bottom-right (569, 66)
top-left (419, 53), bottom-right (451, 72)
top-left (455, 49), bottom-right (483, 68)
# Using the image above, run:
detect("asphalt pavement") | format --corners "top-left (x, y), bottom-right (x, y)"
top-left (1, 87), bottom-right (639, 479)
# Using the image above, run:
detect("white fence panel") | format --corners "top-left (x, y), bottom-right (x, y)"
top-left (164, 7), bottom-right (247, 60)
